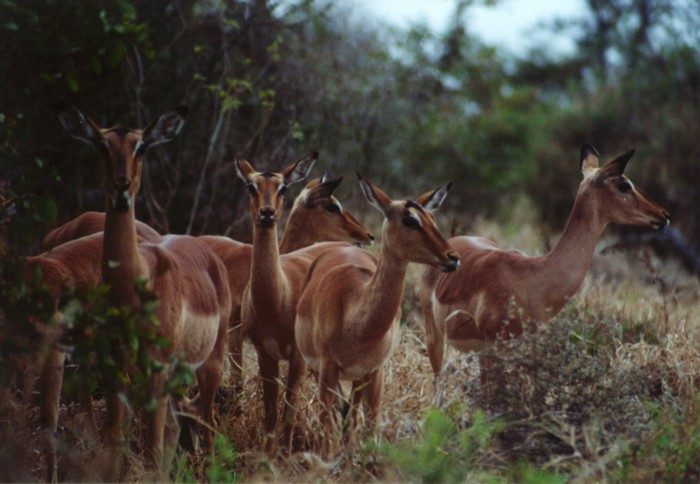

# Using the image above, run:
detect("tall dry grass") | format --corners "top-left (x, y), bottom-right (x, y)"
top-left (5, 218), bottom-right (699, 482)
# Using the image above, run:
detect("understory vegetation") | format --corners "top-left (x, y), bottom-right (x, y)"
top-left (2, 0), bottom-right (700, 481)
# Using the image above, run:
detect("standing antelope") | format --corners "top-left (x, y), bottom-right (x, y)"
top-left (199, 175), bottom-right (373, 384)
top-left (42, 210), bottom-right (161, 250)
top-left (40, 176), bottom-right (373, 394)
top-left (420, 145), bottom-right (670, 396)
top-left (295, 174), bottom-right (459, 458)
top-left (235, 154), bottom-right (356, 454)
top-left (59, 106), bottom-right (231, 478)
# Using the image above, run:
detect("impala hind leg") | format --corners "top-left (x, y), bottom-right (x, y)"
top-left (40, 349), bottom-right (65, 483)
top-left (146, 371), bottom-right (169, 477)
top-left (423, 305), bottom-right (446, 405)
top-left (363, 368), bottom-right (383, 433)
top-left (197, 320), bottom-right (227, 454)
top-left (258, 352), bottom-right (280, 456)
top-left (281, 349), bottom-right (306, 453)
top-left (318, 359), bottom-right (341, 460)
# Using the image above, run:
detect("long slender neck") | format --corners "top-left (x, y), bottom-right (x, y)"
top-left (249, 223), bottom-right (287, 303)
top-left (102, 203), bottom-right (143, 306)
top-left (538, 189), bottom-right (605, 305)
top-left (279, 209), bottom-right (313, 254)
top-left (354, 238), bottom-right (409, 340)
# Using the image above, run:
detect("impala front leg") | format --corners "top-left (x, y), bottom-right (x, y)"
top-left (423, 307), bottom-right (446, 405)
top-left (258, 352), bottom-right (280, 456)
top-left (147, 371), bottom-right (168, 477)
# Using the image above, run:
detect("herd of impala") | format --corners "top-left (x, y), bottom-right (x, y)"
top-left (18, 106), bottom-right (670, 480)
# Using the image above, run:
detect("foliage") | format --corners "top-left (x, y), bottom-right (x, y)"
top-left (382, 407), bottom-right (506, 483)
top-left (61, 277), bottom-right (194, 411)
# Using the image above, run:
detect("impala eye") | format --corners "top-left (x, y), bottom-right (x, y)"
top-left (402, 215), bottom-right (420, 229)
top-left (134, 141), bottom-right (148, 157)
top-left (617, 181), bottom-right (633, 193)
top-left (247, 184), bottom-right (258, 196)
top-left (326, 202), bottom-right (341, 214)
top-left (278, 185), bottom-right (288, 196)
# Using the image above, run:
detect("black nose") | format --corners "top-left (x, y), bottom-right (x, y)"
top-left (259, 207), bottom-right (276, 227)
top-left (113, 177), bottom-right (130, 192)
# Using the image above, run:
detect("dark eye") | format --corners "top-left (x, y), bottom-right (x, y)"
top-left (134, 142), bottom-right (148, 157)
top-left (247, 184), bottom-right (258, 196)
top-left (402, 216), bottom-right (420, 229)
top-left (326, 202), bottom-right (341, 214)
top-left (617, 181), bottom-right (633, 193)
top-left (278, 185), bottom-right (288, 196)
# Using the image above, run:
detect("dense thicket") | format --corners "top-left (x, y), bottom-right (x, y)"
top-left (1, 0), bottom-right (699, 252)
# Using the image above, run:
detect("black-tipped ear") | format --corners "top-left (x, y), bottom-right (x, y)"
top-left (304, 175), bottom-right (343, 206)
top-left (141, 107), bottom-right (188, 147)
top-left (58, 106), bottom-right (103, 146)
top-left (600, 148), bottom-right (635, 178)
top-left (580, 144), bottom-right (601, 173)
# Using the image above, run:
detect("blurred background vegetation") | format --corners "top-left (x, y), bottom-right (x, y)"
top-left (1, 0), bottom-right (699, 255)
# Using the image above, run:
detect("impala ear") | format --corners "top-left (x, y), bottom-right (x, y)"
top-left (141, 106), bottom-right (189, 148)
top-left (235, 156), bottom-right (256, 184)
top-left (304, 175), bottom-right (343, 206)
top-left (59, 107), bottom-right (103, 146)
top-left (580, 144), bottom-right (601, 177)
top-left (357, 172), bottom-right (392, 214)
top-left (598, 148), bottom-right (635, 178)
top-left (416, 182), bottom-right (452, 212)
top-left (283, 151), bottom-right (318, 186)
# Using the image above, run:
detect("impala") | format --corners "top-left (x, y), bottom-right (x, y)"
top-left (59, 106), bottom-right (231, 477)
top-left (235, 154), bottom-right (356, 454)
top-left (419, 145), bottom-right (670, 396)
top-left (199, 174), bottom-right (373, 384)
top-left (42, 210), bottom-right (161, 250)
top-left (22, 233), bottom-right (104, 482)
top-left (295, 174), bottom-right (459, 458)
top-left (40, 176), bottom-right (373, 397)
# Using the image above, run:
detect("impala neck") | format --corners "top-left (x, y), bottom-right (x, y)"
top-left (250, 224), bottom-right (288, 302)
top-left (355, 238), bottom-right (409, 340)
top-left (540, 189), bottom-right (606, 305)
top-left (102, 204), bottom-right (143, 306)
top-left (279, 212), bottom-right (312, 254)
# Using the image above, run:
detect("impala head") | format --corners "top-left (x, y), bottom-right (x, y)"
top-left (59, 106), bottom-right (188, 213)
top-left (357, 173), bottom-right (459, 272)
top-left (236, 152), bottom-right (317, 229)
top-left (579, 145), bottom-right (670, 230)
top-left (289, 175), bottom-right (374, 245)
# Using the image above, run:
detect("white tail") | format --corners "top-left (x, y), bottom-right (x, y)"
top-left (295, 174), bottom-right (458, 458)
top-left (420, 145), bottom-right (670, 397)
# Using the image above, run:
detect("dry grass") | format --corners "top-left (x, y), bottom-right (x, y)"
top-left (4, 222), bottom-right (700, 482)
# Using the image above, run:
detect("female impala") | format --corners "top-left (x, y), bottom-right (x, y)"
top-left (235, 154), bottom-right (357, 454)
top-left (420, 145), bottom-right (670, 394)
top-left (295, 174), bottom-right (459, 458)
top-left (59, 106), bottom-right (231, 477)
top-left (40, 176), bottom-right (373, 392)
top-left (200, 174), bottom-right (373, 384)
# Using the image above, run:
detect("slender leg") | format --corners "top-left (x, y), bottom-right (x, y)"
top-left (363, 368), bottom-right (383, 432)
top-left (423, 306), bottom-right (446, 405)
top-left (197, 314), bottom-right (227, 454)
top-left (281, 349), bottom-right (306, 453)
top-left (40, 349), bottom-right (64, 483)
top-left (146, 371), bottom-right (168, 476)
top-left (258, 352), bottom-right (280, 456)
top-left (318, 359), bottom-right (340, 460)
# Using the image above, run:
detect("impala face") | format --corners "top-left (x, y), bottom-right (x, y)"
top-left (580, 145), bottom-right (670, 230)
top-left (236, 152), bottom-right (319, 229)
top-left (295, 176), bottom-right (375, 246)
top-left (59, 106), bottom-right (188, 214)
top-left (357, 173), bottom-right (459, 272)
